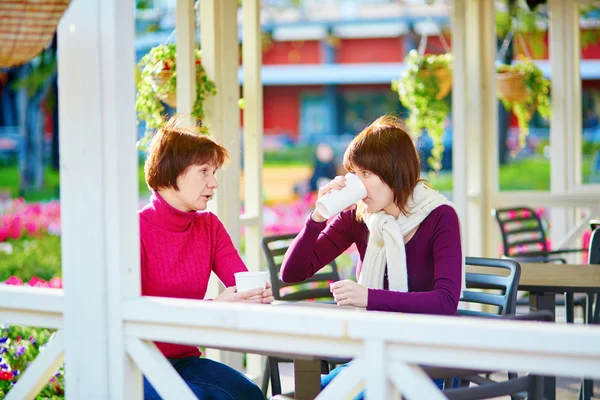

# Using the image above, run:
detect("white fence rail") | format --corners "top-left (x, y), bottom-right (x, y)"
top-left (2, 287), bottom-right (600, 399)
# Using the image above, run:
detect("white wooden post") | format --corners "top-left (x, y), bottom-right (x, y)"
top-left (452, 0), bottom-right (498, 257)
top-left (176, 0), bottom-right (196, 122)
top-left (216, 0), bottom-right (243, 251)
top-left (200, 0), bottom-right (244, 371)
top-left (365, 340), bottom-right (388, 399)
top-left (200, 0), bottom-right (241, 242)
top-left (549, 0), bottom-right (580, 251)
top-left (451, 0), bottom-right (468, 249)
top-left (57, 0), bottom-right (142, 398)
top-left (242, 0), bottom-right (265, 382)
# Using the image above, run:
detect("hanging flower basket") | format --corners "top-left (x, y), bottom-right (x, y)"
top-left (496, 57), bottom-right (550, 151)
top-left (392, 50), bottom-right (453, 173)
top-left (0, 0), bottom-right (71, 68)
top-left (496, 70), bottom-right (530, 104)
top-left (417, 67), bottom-right (452, 100)
top-left (136, 43), bottom-right (216, 147)
top-left (147, 69), bottom-right (205, 109)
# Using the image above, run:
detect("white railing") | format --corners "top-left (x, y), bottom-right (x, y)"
top-left (3, 286), bottom-right (600, 399)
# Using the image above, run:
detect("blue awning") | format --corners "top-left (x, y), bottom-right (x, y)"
top-left (531, 60), bottom-right (600, 80)
top-left (240, 63), bottom-right (405, 85)
top-left (238, 60), bottom-right (600, 86)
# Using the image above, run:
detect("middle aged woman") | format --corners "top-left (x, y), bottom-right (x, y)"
top-left (139, 116), bottom-right (272, 400)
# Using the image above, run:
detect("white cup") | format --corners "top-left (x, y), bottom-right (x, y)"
top-left (234, 271), bottom-right (268, 294)
top-left (315, 173), bottom-right (367, 219)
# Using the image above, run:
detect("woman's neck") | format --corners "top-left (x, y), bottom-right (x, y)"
top-left (157, 188), bottom-right (190, 212)
top-left (384, 203), bottom-right (401, 219)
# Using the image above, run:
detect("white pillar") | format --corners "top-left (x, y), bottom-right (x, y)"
top-left (549, 0), bottom-right (580, 249)
top-left (57, 0), bottom-right (142, 398)
top-left (242, 0), bottom-right (265, 382)
top-left (200, 0), bottom-right (241, 247)
top-left (451, 0), bottom-right (468, 248)
top-left (200, 0), bottom-right (244, 372)
top-left (452, 0), bottom-right (498, 257)
top-left (241, 0), bottom-right (263, 281)
top-left (176, 0), bottom-right (196, 121)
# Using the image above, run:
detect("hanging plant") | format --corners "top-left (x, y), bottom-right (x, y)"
top-left (496, 55), bottom-right (550, 151)
top-left (392, 49), bottom-right (452, 173)
top-left (135, 43), bottom-right (216, 145)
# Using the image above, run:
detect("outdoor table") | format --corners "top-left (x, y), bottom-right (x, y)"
top-left (271, 263), bottom-right (600, 400)
top-left (468, 262), bottom-right (600, 400)
top-left (273, 301), bottom-right (362, 400)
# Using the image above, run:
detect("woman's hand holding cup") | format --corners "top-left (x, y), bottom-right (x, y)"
top-left (214, 282), bottom-right (274, 304)
top-left (312, 173), bottom-right (367, 222)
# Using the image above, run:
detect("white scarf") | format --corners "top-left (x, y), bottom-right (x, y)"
top-left (358, 182), bottom-right (465, 293)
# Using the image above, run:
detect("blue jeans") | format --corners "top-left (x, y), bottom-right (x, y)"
top-left (321, 363), bottom-right (454, 400)
top-left (144, 357), bottom-right (264, 400)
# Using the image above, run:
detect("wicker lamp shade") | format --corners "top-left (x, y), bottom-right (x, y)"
top-left (0, 0), bottom-right (71, 68)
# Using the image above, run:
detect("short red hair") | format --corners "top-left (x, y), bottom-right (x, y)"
top-left (144, 116), bottom-right (229, 191)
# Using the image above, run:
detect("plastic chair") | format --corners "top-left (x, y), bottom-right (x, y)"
top-left (424, 256), bottom-right (549, 400)
top-left (492, 206), bottom-right (587, 323)
top-left (262, 233), bottom-right (341, 302)
top-left (260, 233), bottom-right (348, 397)
top-left (580, 224), bottom-right (600, 400)
top-left (588, 224), bottom-right (600, 324)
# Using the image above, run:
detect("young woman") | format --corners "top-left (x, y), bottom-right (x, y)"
top-left (139, 116), bottom-right (271, 400)
top-left (281, 115), bottom-right (463, 396)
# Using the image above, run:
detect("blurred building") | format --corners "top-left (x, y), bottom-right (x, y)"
top-left (134, 0), bottom-right (600, 170)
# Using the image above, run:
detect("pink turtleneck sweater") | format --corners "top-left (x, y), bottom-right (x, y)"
top-left (139, 192), bottom-right (247, 358)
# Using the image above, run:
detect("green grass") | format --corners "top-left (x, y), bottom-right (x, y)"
top-left (499, 157), bottom-right (550, 191)
top-left (263, 145), bottom-right (314, 166)
top-left (428, 157), bottom-right (552, 192)
top-left (0, 164), bottom-right (149, 202)
top-left (429, 156), bottom-right (594, 192)
top-left (0, 166), bottom-right (61, 202)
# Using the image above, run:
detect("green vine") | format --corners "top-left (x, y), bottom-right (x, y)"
top-left (497, 56), bottom-right (551, 150)
top-left (392, 50), bottom-right (452, 172)
top-left (135, 43), bottom-right (216, 146)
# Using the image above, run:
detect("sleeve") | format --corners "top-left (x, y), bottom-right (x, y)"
top-left (366, 206), bottom-right (463, 315)
top-left (209, 213), bottom-right (248, 287)
top-left (280, 210), bottom-right (357, 283)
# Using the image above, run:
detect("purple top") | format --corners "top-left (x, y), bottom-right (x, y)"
top-left (281, 205), bottom-right (462, 315)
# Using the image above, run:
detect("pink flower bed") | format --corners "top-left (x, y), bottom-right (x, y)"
top-left (0, 198), bottom-right (61, 242)
top-left (262, 192), bottom-right (318, 236)
top-left (3, 275), bottom-right (62, 288)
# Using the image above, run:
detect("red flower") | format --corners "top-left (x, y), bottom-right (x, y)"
top-left (5, 276), bottom-right (23, 286)
top-left (7, 219), bottom-right (21, 239)
top-left (24, 221), bottom-right (39, 236)
top-left (0, 371), bottom-right (13, 381)
top-left (28, 277), bottom-right (49, 288)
